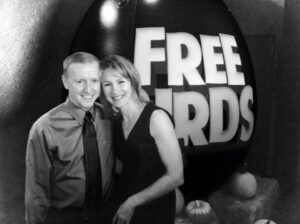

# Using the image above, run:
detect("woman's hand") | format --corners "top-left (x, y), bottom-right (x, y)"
top-left (112, 199), bottom-right (135, 224)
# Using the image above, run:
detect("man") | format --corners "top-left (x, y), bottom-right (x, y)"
top-left (25, 52), bottom-right (114, 224)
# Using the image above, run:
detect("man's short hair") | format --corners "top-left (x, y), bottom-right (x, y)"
top-left (63, 52), bottom-right (100, 75)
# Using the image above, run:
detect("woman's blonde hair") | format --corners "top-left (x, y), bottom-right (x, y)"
top-left (99, 55), bottom-right (142, 97)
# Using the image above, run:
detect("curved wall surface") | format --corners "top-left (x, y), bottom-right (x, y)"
top-left (0, 0), bottom-right (93, 222)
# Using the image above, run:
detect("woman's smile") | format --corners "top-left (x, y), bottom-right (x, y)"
top-left (102, 69), bottom-right (133, 108)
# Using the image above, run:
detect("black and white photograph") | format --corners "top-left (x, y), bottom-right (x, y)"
top-left (0, 0), bottom-right (299, 224)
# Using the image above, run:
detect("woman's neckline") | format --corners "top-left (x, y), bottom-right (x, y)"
top-left (122, 102), bottom-right (148, 141)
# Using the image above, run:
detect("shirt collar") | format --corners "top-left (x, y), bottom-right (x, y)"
top-left (64, 98), bottom-right (96, 125)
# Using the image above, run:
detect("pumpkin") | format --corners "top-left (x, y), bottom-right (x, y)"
top-left (228, 162), bottom-right (257, 198)
top-left (254, 219), bottom-right (277, 224)
top-left (185, 200), bottom-right (214, 224)
top-left (175, 188), bottom-right (185, 216)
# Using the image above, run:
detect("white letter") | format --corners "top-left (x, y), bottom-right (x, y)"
top-left (167, 32), bottom-right (204, 86)
top-left (209, 87), bottom-right (239, 143)
top-left (219, 34), bottom-right (245, 85)
top-left (134, 27), bottom-right (166, 85)
top-left (200, 35), bottom-right (227, 84)
top-left (174, 91), bottom-right (209, 146)
top-left (155, 88), bottom-right (173, 115)
top-left (240, 85), bottom-right (254, 141)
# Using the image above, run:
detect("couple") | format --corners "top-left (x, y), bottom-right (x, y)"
top-left (25, 52), bottom-right (184, 224)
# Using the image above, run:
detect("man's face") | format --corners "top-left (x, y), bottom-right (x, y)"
top-left (63, 61), bottom-right (100, 111)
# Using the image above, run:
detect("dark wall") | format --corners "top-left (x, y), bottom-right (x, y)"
top-left (274, 0), bottom-right (300, 195)
top-left (272, 0), bottom-right (300, 222)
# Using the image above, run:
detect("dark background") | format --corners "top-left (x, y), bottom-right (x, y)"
top-left (0, 0), bottom-right (299, 223)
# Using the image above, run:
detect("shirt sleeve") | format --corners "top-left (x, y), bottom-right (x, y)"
top-left (25, 123), bottom-right (52, 224)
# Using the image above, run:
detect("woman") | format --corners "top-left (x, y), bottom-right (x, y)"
top-left (100, 55), bottom-right (184, 224)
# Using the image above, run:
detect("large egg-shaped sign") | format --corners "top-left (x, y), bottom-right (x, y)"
top-left (71, 0), bottom-right (256, 198)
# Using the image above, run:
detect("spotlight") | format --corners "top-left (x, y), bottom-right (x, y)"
top-left (100, 0), bottom-right (118, 27)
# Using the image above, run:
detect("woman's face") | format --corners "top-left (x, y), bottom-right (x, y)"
top-left (101, 68), bottom-right (134, 108)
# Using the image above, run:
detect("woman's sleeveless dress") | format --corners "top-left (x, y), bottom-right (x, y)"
top-left (113, 102), bottom-right (175, 224)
